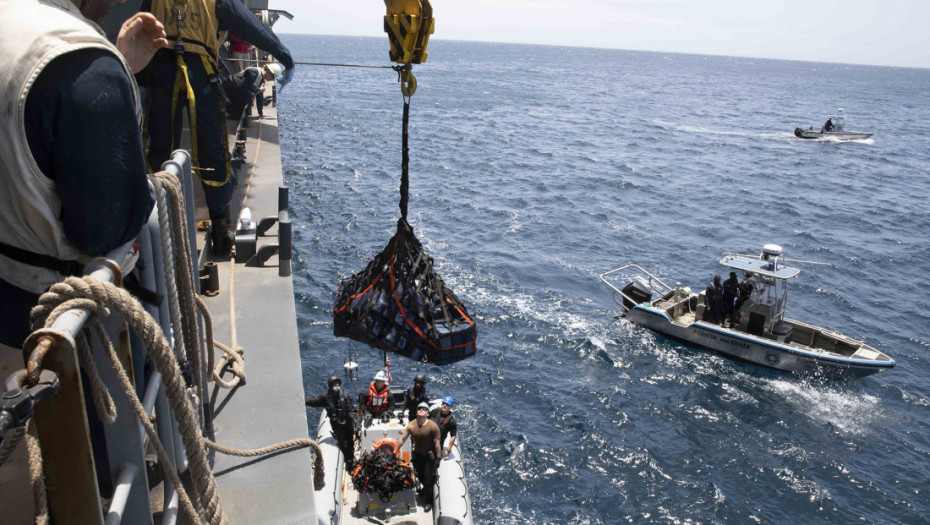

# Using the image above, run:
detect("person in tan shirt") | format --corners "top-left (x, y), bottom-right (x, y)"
top-left (395, 402), bottom-right (441, 505)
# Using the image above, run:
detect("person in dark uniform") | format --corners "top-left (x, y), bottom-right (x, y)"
top-left (703, 275), bottom-right (724, 324)
top-left (404, 373), bottom-right (430, 421)
top-left (722, 271), bottom-right (740, 327)
top-left (733, 272), bottom-right (758, 325)
top-left (823, 118), bottom-right (834, 132)
top-left (429, 396), bottom-right (458, 458)
top-left (1, 1), bottom-right (162, 348)
top-left (222, 63), bottom-right (281, 119)
top-left (141, 0), bottom-right (295, 256)
top-left (305, 375), bottom-right (357, 469)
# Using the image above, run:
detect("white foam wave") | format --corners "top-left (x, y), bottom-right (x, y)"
top-left (762, 379), bottom-right (886, 435)
top-left (651, 119), bottom-right (791, 140)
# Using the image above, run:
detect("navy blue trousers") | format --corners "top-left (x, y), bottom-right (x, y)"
top-left (146, 52), bottom-right (233, 218)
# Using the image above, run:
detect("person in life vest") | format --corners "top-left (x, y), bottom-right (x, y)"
top-left (140, 0), bottom-right (294, 256)
top-left (403, 373), bottom-right (430, 421)
top-left (0, 0), bottom-right (164, 349)
top-left (305, 375), bottom-right (358, 470)
top-left (429, 396), bottom-right (458, 458)
top-left (362, 370), bottom-right (395, 416)
top-left (395, 402), bottom-right (441, 507)
top-left (222, 62), bottom-right (282, 119)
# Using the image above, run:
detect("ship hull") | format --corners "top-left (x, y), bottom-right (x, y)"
top-left (627, 306), bottom-right (893, 378)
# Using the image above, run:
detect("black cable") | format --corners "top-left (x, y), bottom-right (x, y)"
top-left (399, 97), bottom-right (410, 221)
top-left (224, 57), bottom-right (392, 69)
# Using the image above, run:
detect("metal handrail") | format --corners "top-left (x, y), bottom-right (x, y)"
top-left (599, 263), bottom-right (674, 310)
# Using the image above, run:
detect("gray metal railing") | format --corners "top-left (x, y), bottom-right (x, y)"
top-left (599, 263), bottom-right (674, 309)
top-left (23, 150), bottom-right (203, 525)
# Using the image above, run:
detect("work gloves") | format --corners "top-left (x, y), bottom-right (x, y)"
top-left (278, 67), bottom-right (294, 92)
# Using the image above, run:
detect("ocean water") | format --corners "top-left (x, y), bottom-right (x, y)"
top-left (278, 35), bottom-right (930, 524)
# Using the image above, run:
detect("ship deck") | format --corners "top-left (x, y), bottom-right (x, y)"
top-left (190, 88), bottom-right (317, 523)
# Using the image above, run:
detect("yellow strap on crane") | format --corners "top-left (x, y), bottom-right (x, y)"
top-left (384, 0), bottom-right (434, 96)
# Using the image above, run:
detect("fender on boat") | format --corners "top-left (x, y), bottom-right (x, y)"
top-left (431, 400), bottom-right (473, 525)
top-left (314, 413), bottom-right (345, 525)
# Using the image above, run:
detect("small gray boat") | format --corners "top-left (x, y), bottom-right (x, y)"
top-left (794, 108), bottom-right (872, 140)
top-left (600, 245), bottom-right (895, 378)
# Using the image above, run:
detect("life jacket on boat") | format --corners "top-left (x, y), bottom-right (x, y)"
top-left (0, 0), bottom-right (140, 294)
top-left (367, 383), bottom-right (391, 414)
top-left (372, 438), bottom-right (399, 455)
top-left (350, 448), bottom-right (415, 498)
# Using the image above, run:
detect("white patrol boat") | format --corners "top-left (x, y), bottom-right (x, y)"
top-left (600, 245), bottom-right (895, 378)
top-left (314, 378), bottom-right (472, 525)
top-left (794, 108), bottom-right (873, 140)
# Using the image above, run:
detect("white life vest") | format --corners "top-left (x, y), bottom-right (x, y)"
top-left (0, 0), bottom-right (141, 293)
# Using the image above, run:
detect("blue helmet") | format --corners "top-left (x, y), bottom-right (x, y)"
top-left (442, 396), bottom-right (454, 407)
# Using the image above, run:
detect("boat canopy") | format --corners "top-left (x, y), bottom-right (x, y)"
top-left (719, 255), bottom-right (800, 280)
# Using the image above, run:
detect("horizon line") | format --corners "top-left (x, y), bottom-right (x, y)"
top-left (278, 32), bottom-right (930, 72)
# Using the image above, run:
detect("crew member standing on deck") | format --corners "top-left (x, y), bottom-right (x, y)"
top-left (733, 271), bottom-right (759, 324)
top-left (141, 0), bottom-right (295, 256)
top-left (0, 0), bottom-right (161, 349)
top-left (305, 375), bottom-right (358, 470)
top-left (429, 396), bottom-right (458, 458)
top-left (404, 373), bottom-right (430, 421)
top-left (703, 275), bottom-right (724, 325)
top-left (722, 271), bottom-right (740, 327)
top-left (395, 402), bottom-right (441, 507)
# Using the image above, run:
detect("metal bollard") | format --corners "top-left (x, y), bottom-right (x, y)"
top-left (279, 216), bottom-right (291, 277)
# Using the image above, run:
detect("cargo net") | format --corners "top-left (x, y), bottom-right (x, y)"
top-left (350, 449), bottom-right (416, 501)
top-left (334, 219), bottom-right (477, 364)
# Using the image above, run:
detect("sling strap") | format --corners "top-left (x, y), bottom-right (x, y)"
top-left (0, 240), bottom-right (83, 277)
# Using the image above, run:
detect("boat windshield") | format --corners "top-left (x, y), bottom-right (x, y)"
top-left (755, 276), bottom-right (789, 323)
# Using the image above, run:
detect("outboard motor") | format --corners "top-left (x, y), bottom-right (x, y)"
top-left (621, 279), bottom-right (653, 310)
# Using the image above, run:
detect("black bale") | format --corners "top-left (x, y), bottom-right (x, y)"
top-left (334, 219), bottom-right (477, 365)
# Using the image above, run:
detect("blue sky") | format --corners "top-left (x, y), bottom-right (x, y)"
top-left (270, 0), bottom-right (929, 69)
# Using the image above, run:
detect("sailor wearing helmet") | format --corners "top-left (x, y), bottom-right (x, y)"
top-left (429, 396), bottom-right (458, 458)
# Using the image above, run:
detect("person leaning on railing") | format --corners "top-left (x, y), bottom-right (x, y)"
top-left (0, 0), bottom-right (164, 350)
top-left (140, 0), bottom-right (295, 256)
